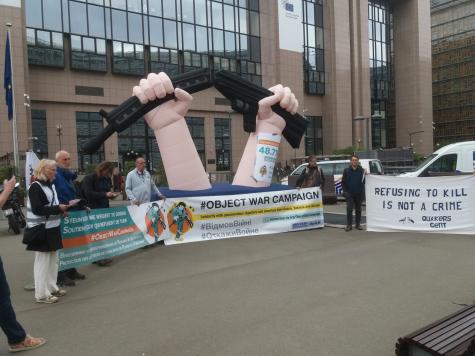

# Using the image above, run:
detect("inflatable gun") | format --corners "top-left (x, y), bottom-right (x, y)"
top-left (82, 69), bottom-right (309, 153)
top-left (82, 68), bottom-right (212, 154)
top-left (213, 70), bottom-right (309, 149)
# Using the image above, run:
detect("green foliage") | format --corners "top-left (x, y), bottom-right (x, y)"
top-left (332, 146), bottom-right (357, 155)
top-left (123, 160), bottom-right (136, 175)
top-left (154, 161), bottom-right (168, 187)
top-left (0, 166), bottom-right (16, 182)
top-left (413, 153), bottom-right (425, 165)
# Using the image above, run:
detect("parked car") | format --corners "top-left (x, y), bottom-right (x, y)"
top-left (281, 159), bottom-right (384, 197)
top-left (400, 141), bottom-right (475, 177)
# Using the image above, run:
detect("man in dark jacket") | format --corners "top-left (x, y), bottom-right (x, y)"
top-left (82, 161), bottom-right (117, 266)
top-left (341, 155), bottom-right (366, 231)
top-left (296, 155), bottom-right (325, 190)
top-left (55, 151), bottom-right (86, 286)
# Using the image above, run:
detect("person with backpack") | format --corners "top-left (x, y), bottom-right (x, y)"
top-left (296, 156), bottom-right (325, 190)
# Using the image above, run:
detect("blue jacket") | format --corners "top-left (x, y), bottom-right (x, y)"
top-left (342, 165), bottom-right (365, 195)
top-left (54, 167), bottom-right (78, 204)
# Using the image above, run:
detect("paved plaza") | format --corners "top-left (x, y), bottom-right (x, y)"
top-left (0, 212), bottom-right (474, 356)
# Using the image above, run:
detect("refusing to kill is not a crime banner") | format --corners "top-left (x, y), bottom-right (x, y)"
top-left (366, 175), bottom-right (475, 234)
top-left (58, 187), bottom-right (323, 270)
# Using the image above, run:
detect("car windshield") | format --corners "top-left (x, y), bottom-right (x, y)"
top-left (414, 154), bottom-right (437, 171)
top-left (369, 160), bottom-right (383, 174)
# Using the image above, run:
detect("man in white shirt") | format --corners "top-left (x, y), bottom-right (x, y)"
top-left (125, 157), bottom-right (165, 205)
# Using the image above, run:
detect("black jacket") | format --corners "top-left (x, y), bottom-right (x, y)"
top-left (82, 173), bottom-right (112, 209)
top-left (296, 166), bottom-right (325, 188)
top-left (341, 165), bottom-right (365, 195)
top-left (26, 181), bottom-right (63, 252)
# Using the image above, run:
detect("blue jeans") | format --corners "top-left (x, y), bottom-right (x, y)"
top-left (0, 257), bottom-right (26, 345)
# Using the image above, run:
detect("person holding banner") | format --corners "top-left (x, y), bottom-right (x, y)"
top-left (296, 156), bottom-right (325, 190)
top-left (54, 151), bottom-right (87, 287)
top-left (125, 157), bottom-right (165, 205)
top-left (81, 161), bottom-right (118, 266)
top-left (342, 155), bottom-right (366, 231)
top-left (26, 160), bottom-right (72, 303)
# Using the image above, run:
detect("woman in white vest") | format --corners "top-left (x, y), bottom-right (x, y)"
top-left (26, 159), bottom-right (69, 303)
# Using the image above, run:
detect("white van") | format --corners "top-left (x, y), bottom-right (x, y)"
top-left (281, 159), bottom-right (384, 196)
top-left (400, 141), bottom-right (475, 177)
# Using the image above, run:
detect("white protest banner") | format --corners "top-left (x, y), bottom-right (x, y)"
top-left (366, 175), bottom-right (475, 234)
top-left (160, 187), bottom-right (323, 245)
top-left (25, 151), bottom-right (40, 189)
top-left (253, 133), bottom-right (281, 183)
top-left (59, 188), bottom-right (323, 269)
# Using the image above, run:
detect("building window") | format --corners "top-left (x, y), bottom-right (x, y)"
top-left (26, 28), bottom-right (64, 67)
top-left (185, 117), bottom-right (206, 168)
top-left (31, 109), bottom-right (48, 159)
top-left (214, 118), bottom-right (231, 171)
top-left (76, 112), bottom-right (104, 172)
top-left (368, 0), bottom-right (394, 148)
top-left (112, 41), bottom-right (145, 75)
top-left (305, 116), bottom-right (323, 156)
top-left (431, 0), bottom-right (475, 144)
top-left (70, 35), bottom-right (107, 72)
top-left (303, 0), bottom-right (325, 95)
top-left (118, 118), bottom-right (161, 173)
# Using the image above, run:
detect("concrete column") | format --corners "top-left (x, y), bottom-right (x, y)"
top-left (323, 0), bottom-right (353, 152)
top-left (349, 0), bottom-right (372, 149)
top-left (393, 0), bottom-right (433, 155)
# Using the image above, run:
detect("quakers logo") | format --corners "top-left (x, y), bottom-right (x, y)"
top-left (145, 202), bottom-right (166, 242)
top-left (398, 217), bottom-right (415, 225)
top-left (167, 202), bottom-right (194, 241)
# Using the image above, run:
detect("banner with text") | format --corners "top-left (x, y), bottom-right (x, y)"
top-left (366, 175), bottom-right (475, 234)
top-left (59, 187), bottom-right (323, 270)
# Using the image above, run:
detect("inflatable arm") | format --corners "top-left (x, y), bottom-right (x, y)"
top-left (232, 85), bottom-right (299, 187)
top-left (133, 73), bottom-right (211, 191)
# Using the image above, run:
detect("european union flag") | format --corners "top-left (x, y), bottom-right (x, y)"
top-left (4, 32), bottom-right (13, 120)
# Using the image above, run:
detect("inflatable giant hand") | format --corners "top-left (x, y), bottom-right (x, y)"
top-left (133, 73), bottom-right (211, 191)
top-left (233, 85), bottom-right (299, 187)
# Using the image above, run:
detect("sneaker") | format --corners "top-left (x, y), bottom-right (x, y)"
top-left (9, 335), bottom-right (47, 353)
top-left (51, 289), bottom-right (67, 297)
top-left (355, 225), bottom-right (363, 230)
top-left (68, 270), bottom-right (86, 280)
top-left (36, 295), bottom-right (59, 304)
top-left (345, 226), bottom-right (352, 232)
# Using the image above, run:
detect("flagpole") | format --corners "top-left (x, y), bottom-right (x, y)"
top-left (6, 23), bottom-right (20, 175)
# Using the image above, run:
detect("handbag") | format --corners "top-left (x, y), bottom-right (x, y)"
top-left (22, 182), bottom-right (55, 246)
top-left (22, 223), bottom-right (47, 245)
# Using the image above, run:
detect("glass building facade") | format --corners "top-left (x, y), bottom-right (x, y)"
top-left (368, 0), bottom-right (394, 148)
top-left (302, 0), bottom-right (324, 95)
top-left (431, 0), bottom-right (475, 145)
top-left (25, 0), bottom-right (262, 83)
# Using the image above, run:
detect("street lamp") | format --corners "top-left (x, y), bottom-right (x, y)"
top-left (408, 130), bottom-right (424, 147)
top-left (56, 123), bottom-right (63, 150)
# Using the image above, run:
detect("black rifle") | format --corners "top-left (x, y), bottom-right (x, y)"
top-left (213, 70), bottom-right (309, 149)
top-left (82, 68), bottom-right (213, 154)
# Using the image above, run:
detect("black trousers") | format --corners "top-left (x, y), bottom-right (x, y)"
top-left (346, 193), bottom-right (363, 226)
top-left (0, 257), bottom-right (26, 345)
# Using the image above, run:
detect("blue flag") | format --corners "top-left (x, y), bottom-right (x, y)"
top-left (4, 32), bottom-right (13, 120)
